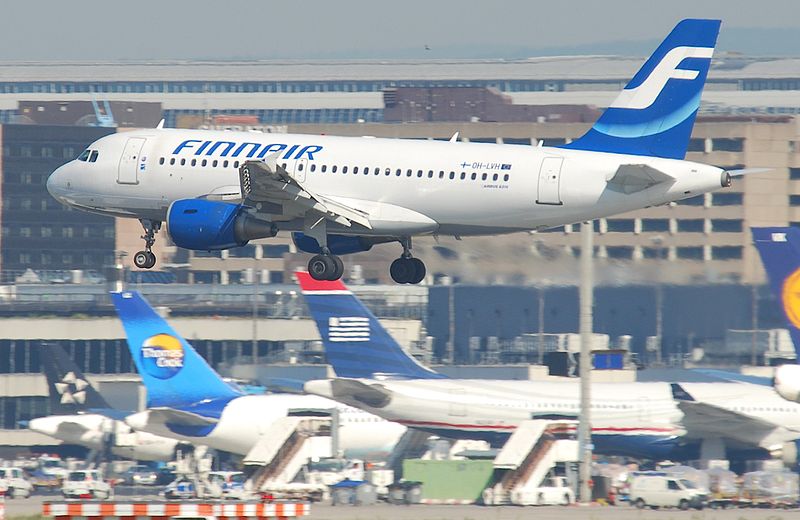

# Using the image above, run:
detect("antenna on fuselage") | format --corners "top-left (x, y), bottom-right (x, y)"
top-left (449, 132), bottom-right (459, 143)
top-left (156, 119), bottom-right (165, 129)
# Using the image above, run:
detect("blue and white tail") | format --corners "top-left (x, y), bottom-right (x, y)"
top-left (564, 18), bottom-right (721, 160)
top-left (752, 227), bottom-right (800, 355)
top-left (111, 291), bottom-right (242, 408)
top-left (295, 271), bottom-right (443, 379)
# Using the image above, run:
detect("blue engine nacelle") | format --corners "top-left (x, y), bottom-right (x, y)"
top-left (292, 232), bottom-right (391, 255)
top-left (167, 199), bottom-right (276, 250)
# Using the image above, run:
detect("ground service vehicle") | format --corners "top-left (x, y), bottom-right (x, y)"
top-left (629, 473), bottom-right (707, 510)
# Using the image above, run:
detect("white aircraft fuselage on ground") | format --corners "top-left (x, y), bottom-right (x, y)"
top-left (304, 378), bottom-right (800, 461)
top-left (28, 414), bottom-right (179, 461)
top-left (124, 393), bottom-right (406, 461)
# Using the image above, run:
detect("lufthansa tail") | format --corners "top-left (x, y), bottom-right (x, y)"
top-left (564, 18), bottom-right (721, 160)
top-left (111, 291), bottom-right (242, 408)
top-left (41, 344), bottom-right (111, 414)
top-left (295, 271), bottom-right (443, 379)
top-left (752, 227), bottom-right (800, 352)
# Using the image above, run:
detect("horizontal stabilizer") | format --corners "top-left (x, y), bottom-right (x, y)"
top-left (330, 378), bottom-right (393, 408)
top-left (146, 407), bottom-right (219, 427)
top-left (606, 164), bottom-right (675, 194)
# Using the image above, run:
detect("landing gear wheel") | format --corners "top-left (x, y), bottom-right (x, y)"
top-left (308, 254), bottom-right (343, 281)
top-left (330, 255), bottom-right (345, 281)
top-left (134, 250), bottom-right (156, 269)
top-left (408, 257), bottom-right (426, 284)
top-left (390, 257), bottom-right (426, 284)
top-left (390, 258), bottom-right (414, 284)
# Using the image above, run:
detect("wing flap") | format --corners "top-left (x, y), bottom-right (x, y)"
top-left (239, 157), bottom-right (372, 229)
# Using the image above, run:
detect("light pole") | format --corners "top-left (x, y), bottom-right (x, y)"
top-left (578, 221), bottom-right (594, 504)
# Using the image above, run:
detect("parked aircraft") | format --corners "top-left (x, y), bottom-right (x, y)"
top-left (110, 291), bottom-right (405, 460)
top-left (28, 344), bottom-right (180, 461)
top-left (752, 227), bottom-right (800, 402)
top-left (47, 20), bottom-right (742, 283)
top-left (297, 273), bottom-right (800, 462)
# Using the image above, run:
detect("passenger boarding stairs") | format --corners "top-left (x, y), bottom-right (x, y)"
top-left (484, 420), bottom-right (578, 506)
top-left (386, 429), bottom-right (431, 479)
top-left (245, 415), bottom-right (332, 492)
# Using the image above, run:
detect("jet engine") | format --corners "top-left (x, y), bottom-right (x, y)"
top-left (772, 439), bottom-right (800, 467)
top-left (292, 232), bottom-right (392, 255)
top-left (774, 364), bottom-right (800, 403)
top-left (167, 199), bottom-right (276, 250)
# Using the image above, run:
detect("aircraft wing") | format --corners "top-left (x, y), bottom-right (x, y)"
top-left (606, 164), bottom-right (676, 194)
top-left (55, 421), bottom-right (91, 435)
top-left (145, 407), bottom-right (219, 427)
top-left (691, 369), bottom-right (772, 387)
top-left (671, 383), bottom-right (798, 448)
top-left (239, 157), bottom-right (372, 229)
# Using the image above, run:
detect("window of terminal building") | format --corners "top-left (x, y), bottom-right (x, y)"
top-left (677, 219), bottom-right (704, 233)
top-left (712, 138), bottom-right (744, 152)
top-left (790, 195), bottom-right (800, 206)
top-left (712, 246), bottom-right (743, 260)
top-left (678, 195), bottom-right (704, 206)
top-left (711, 219), bottom-right (743, 233)
top-left (606, 219), bottom-right (635, 233)
top-left (677, 246), bottom-right (703, 260)
top-left (790, 168), bottom-right (800, 180)
top-left (711, 192), bottom-right (743, 206)
top-left (687, 138), bottom-right (705, 152)
top-left (642, 247), bottom-right (668, 259)
top-left (606, 246), bottom-right (634, 260)
top-left (502, 138), bottom-right (533, 146)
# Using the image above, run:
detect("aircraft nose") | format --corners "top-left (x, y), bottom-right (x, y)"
top-left (303, 379), bottom-right (334, 398)
top-left (124, 411), bottom-right (149, 431)
top-left (46, 165), bottom-right (65, 200)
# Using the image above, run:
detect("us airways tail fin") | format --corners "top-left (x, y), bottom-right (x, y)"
top-left (564, 18), bottom-right (721, 160)
top-left (295, 271), bottom-right (444, 379)
top-left (752, 227), bottom-right (800, 354)
top-left (41, 344), bottom-right (110, 414)
top-left (110, 291), bottom-right (243, 408)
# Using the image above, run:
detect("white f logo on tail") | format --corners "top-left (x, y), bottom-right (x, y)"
top-left (609, 46), bottom-right (714, 110)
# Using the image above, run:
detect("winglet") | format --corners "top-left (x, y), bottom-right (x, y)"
top-left (670, 382), bottom-right (695, 401)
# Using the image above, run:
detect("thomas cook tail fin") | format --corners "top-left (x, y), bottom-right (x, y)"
top-left (110, 291), bottom-right (242, 408)
top-left (563, 19), bottom-right (721, 160)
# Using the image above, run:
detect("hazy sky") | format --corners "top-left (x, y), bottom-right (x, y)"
top-left (3, 0), bottom-right (799, 60)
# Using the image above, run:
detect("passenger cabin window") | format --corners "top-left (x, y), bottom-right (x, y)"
top-left (159, 157), bottom-right (165, 165)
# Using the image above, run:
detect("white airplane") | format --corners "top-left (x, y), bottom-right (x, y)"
top-left (295, 272), bottom-right (800, 463)
top-left (111, 291), bottom-right (406, 460)
top-left (28, 345), bottom-right (180, 461)
top-left (46, 19), bottom-right (738, 283)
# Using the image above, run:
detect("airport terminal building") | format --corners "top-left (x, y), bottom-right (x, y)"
top-left (0, 56), bottom-right (799, 449)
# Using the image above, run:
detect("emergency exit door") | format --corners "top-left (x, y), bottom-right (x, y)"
top-left (117, 137), bottom-right (145, 184)
top-left (536, 157), bottom-right (564, 205)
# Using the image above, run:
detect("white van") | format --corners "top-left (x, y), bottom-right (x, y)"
top-left (629, 473), bottom-right (706, 510)
top-left (0, 467), bottom-right (33, 498)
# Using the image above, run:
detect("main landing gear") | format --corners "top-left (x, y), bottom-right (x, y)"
top-left (308, 252), bottom-right (345, 281)
top-left (133, 219), bottom-right (161, 269)
top-left (390, 238), bottom-right (426, 285)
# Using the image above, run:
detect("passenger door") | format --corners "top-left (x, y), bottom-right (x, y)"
top-left (294, 158), bottom-right (308, 183)
top-left (536, 157), bottom-right (563, 205)
top-left (117, 137), bottom-right (146, 185)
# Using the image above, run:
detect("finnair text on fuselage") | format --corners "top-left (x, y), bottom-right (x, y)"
top-left (173, 139), bottom-right (323, 160)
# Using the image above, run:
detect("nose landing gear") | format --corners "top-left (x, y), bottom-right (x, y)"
top-left (133, 219), bottom-right (161, 269)
top-left (390, 237), bottom-right (426, 284)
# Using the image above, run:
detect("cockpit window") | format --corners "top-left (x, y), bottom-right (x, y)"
top-left (89, 150), bottom-right (99, 163)
top-left (77, 149), bottom-right (91, 162)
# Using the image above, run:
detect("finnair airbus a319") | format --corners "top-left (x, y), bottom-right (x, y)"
top-left (47, 19), bottom-right (736, 283)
